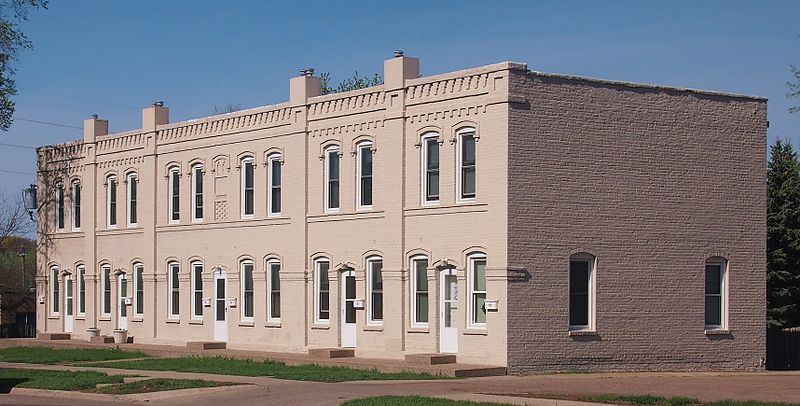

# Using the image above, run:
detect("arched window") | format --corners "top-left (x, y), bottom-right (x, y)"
top-left (168, 262), bottom-right (180, 318)
top-left (467, 253), bottom-right (487, 327)
top-left (168, 167), bottom-right (180, 223)
top-left (190, 261), bottom-right (203, 319)
top-left (106, 175), bottom-right (117, 227)
top-left (356, 142), bottom-right (373, 210)
top-left (101, 264), bottom-right (112, 316)
top-left (50, 266), bottom-right (60, 315)
top-left (457, 128), bottom-right (477, 201)
top-left (55, 182), bottom-right (65, 230)
top-left (240, 260), bottom-right (254, 321)
top-left (324, 146), bottom-right (340, 212)
top-left (133, 263), bottom-right (144, 317)
top-left (191, 164), bottom-right (204, 222)
top-left (410, 255), bottom-right (429, 326)
top-left (127, 173), bottom-right (138, 226)
top-left (705, 257), bottom-right (728, 330)
top-left (71, 180), bottom-right (81, 231)
top-left (267, 259), bottom-right (281, 322)
top-left (77, 265), bottom-right (86, 316)
top-left (569, 253), bottom-right (595, 330)
top-left (267, 154), bottom-right (281, 216)
top-left (240, 157), bottom-right (255, 218)
top-left (314, 258), bottom-right (330, 323)
top-left (421, 133), bottom-right (439, 204)
top-left (367, 256), bottom-right (383, 324)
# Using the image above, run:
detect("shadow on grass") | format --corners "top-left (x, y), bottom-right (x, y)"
top-left (0, 378), bottom-right (29, 394)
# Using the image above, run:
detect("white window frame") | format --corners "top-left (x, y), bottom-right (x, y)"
top-left (366, 256), bottom-right (383, 325)
top-left (190, 261), bottom-right (203, 320)
top-left (456, 128), bottom-right (477, 202)
top-left (240, 157), bottom-right (255, 219)
top-left (106, 175), bottom-right (117, 228)
top-left (168, 262), bottom-right (180, 319)
top-left (568, 254), bottom-right (596, 331)
top-left (467, 254), bottom-right (487, 329)
top-left (50, 266), bottom-right (60, 315)
top-left (127, 173), bottom-right (138, 227)
top-left (168, 167), bottom-right (180, 224)
top-left (240, 260), bottom-right (255, 321)
top-left (55, 182), bottom-right (65, 230)
top-left (77, 265), bottom-right (86, 316)
top-left (314, 258), bottom-right (330, 324)
top-left (191, 164), bottom-right (204, 222)
top-left (267, 154), bottom-right (281, 217)
top-left (71, 181), bottom-right (81, 231)
top-left (101, 265), bottom-right (112, 317)
top-left (410, 256), bottom-right (429, 327)
top-left (356, 141), bottom-right (373, 211)
top-left (133, 263), bottom-right (144, 317)
top-left (704, 258), bottom-right (728, 330)
top-left (267, 259), bottom-right (281, 322)
top-left (324, 146), bottom-right (340, 213)
top-left (421, 133), bottom-right (440, 205)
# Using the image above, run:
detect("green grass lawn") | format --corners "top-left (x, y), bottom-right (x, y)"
top-left (578, 394), bottom-right (800, 406)
top-left (342, 397), bottom-right (513, 406)
top-left (89, 378), bottom-right (234, 395)
top-left (84, 356), bottom-right (447, 382)
top-left (0, 368), bottom-right (126, 391)
top-left (0, 346), bottom-right (149, 364)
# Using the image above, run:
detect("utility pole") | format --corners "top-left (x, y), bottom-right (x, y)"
top-left (17, 251), bottom-right (26, 292)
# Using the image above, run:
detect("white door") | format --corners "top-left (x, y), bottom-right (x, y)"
top-left (118, 274), bottom-right (128, 330)
top-left (64, 275), bottom-right (73, 333)
top-left (439, 268), bottom-right (458, 353)
top-left (340, 270), bottom-right (357, 348)
top-left (214, 272), bottom-right (228, 342)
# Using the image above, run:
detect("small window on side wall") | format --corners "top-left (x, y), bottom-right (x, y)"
top-left (71, 181), bottom-right (81, 231)
top-left (168, 168), bottom-right (180, 223)
top-left (192, 165), bottom-right (204, 222)
top-left (569, 253), bottom-right (595, 331)
top-left (421, 133), bottom-right (440, 204)
top-left (705, 258), bottom-right (727, 330)
top-left (468, 254), bottom-right (487, 327)
top-left (325, 147), bottom-right (340, 212)
top-left (268, 155), bottom-right (281, 216)
top-left (458, 129), bottom-right (476, 201)
top-left (411, 256), bottom-right (429, 326)
top-left (55, 182), bottom-right (65, 230)
top-left (127, 173), bottom-right (138, 226)
top-left (107, 176), bottom-right (118, 228)
top-left (241, 157), bottom-right (255, 218)
top-left (357, 142), bottom-right (373, 210)
top-left (314, 258), bottom-right (330, 323)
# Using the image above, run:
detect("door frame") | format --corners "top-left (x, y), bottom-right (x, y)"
top-left (118, 273), bottom-right (128, 330)
top-left (214, 269), bottom-right (228, 342)
top-left (63, 274), bottom-right (73, 333)
top-left (439, 267), bottom-right (459, 354)
top-left (340, 269), bottom-right (357, 348)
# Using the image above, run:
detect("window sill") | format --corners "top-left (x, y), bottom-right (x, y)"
top-left (364, 324), bottom-right (383, 332)
top-left (568, 329), bottom-right (598, 337)
top-left (166, 318), bottom-right (180, 324)
top-left (408, 326), bottom-right (430, 334)
top-left (131, 317), bottom-right (144, 323)
top-left (238, 321), bottom-right (255, 327)
top-left (265, 321), bottom-right (282, 328)
top-left (47, 315), bottom-right (60, 320)
top-left (189, 319), bottom-right (203, 325)
top-left (76, 316), bottom-right (85, 320)
top-left (99, 316), bottom-right (111, 321)
top-left (463, 328), bottom-right (488, 336)
top-left (704, 329), bottom-right (731, 336)
top-left (311, 323), bottom-right (330, 330)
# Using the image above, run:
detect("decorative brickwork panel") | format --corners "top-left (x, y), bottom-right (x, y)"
top-left (214, 200), bottom-right (228, 221)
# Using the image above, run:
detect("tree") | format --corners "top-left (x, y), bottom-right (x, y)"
top-left (767, 139), bottom-right (800, 328)
top-left (320, 71), bottom-right (383, 95)
top-left (0, 0), bottom-right (48, 131)
top-left (0, 235), bottom-right (34, 293)
top-left (0, 191), bottom-right (30, 248)
top-left (789, 65), bottom-right (800, 113)
top-left (213, 103), bottom-right (242, 115)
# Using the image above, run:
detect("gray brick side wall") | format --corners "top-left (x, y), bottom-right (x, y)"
top-left (506, 71), bottom-right (767, 373)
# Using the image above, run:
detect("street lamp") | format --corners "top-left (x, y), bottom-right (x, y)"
top-left (22, 184), bottom-right (37, 221)
top-left (17, 251), bottom-right (26, 291)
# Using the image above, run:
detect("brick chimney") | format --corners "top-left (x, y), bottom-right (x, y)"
top-left (83, 114), bottom-right (108, 143)
top-left (142, 101), bottom-right (169, 132)
top-left (383, 50), bottom-right (419, 90)
top-left (289, 68), bottom-right (322, 106)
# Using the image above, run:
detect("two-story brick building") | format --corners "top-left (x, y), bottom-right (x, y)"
top-left (34, 54), bottom-right (767, 372)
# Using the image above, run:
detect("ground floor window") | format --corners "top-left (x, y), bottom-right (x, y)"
top-left (315, 258), bottom-right (330, 323)
top-left (268, 260), bottom-right (281, 321)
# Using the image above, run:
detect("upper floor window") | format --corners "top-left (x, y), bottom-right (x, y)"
top-left (569, 253), bottom-right (595, 330)
top-left (191, 261), bottom-right (203, 319)
top-left (705, 258), bottom-right (728, 330)
top-left (127, 173), bottom-right (138, 226)
top-left (168, 262), bottom-right (180, 318)
top-left (50, 266), bottom-right (59, 315)
top-left (367, 256), bottom-right (383, 324)
top-left (168, 167), bottom-right (180, 223)
top-left (411, 256), bottom-right (429, 326)
top-left (101, 265), bottom-right (111, 316)
top-left (241, 260), bottom-right (254, 321)
top-left (314, 258), bottom-right (330, 323)
top-left (134, 263), bottom-right (144, 317)
top-left (107, 176), bottom-right (117, 227)
top-left (267, 259), bottom-right (281, 322)
top-left (55, 182), bottom-right (65, 230)
top-left (192, 165), bottom-right (204, 222)
top-left (71, 181), bottom-right (81, 231)
top-left (422, 134), bottom-right (439, 204)
top-left (458, 129), bottom-right (476, 200)
top-left (268, 155), bottom-right (282, 216)
top-left (77, 265), bottom-right (86, 315)
top-left (357, 142), bottom-right (373, 210)
top-left (241, 157), bottom-right (255, 218)
top-left (324, 146), bottom-right (340, 212)
top-left (468, 254), bottom-right (487, 327)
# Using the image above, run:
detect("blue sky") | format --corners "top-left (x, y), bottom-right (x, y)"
top-left (2, 0), bottom-right (799, 200)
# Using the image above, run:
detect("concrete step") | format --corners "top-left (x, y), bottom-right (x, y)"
top-left (122, 377), bottom-right (150, 384)
top-left (186, 341), bottom-right (227, 350)
top-left (90, 336), bottom-right (115, 344)
top-left (405, 353), bottom-right (457, 365)
top-left (308, 348), bottom-right (355, 358)
top-left (38, 333), bottom-right (71, 340)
